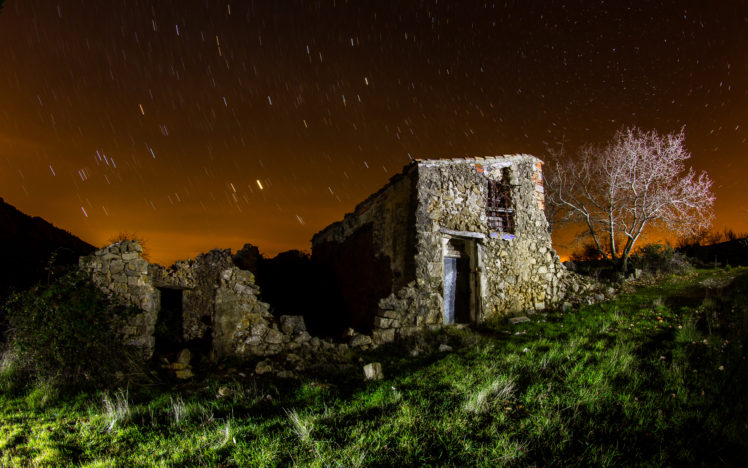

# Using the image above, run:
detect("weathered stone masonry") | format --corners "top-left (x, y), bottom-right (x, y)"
top-left (312, 155), bottom-right (586, 344)
top-left (79, 241), bottom-right (313, 360)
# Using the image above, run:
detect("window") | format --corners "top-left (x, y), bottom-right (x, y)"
top-left (486, 177), bottom-right (514, 233)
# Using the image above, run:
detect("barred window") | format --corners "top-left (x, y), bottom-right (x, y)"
top-left (486, 178), bottom-right (514, 233)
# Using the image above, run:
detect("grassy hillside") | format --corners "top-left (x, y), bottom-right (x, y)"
top-left (1, 267), bottom-right (747, 466)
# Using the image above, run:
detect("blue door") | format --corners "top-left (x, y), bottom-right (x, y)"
top-left (443, 257), bottom-right (457, 324)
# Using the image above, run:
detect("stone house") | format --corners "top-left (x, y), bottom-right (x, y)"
top-left (312, 155), bottom-right (581, 343)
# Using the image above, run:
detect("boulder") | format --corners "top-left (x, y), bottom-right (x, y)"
top-left (373, 317), bottom-right (394, 328)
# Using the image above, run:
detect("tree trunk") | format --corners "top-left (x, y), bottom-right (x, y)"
top-left (619, 255), bottom-right (629, 273)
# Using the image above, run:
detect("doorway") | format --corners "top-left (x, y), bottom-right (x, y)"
top-left (155, 288), bottom-right (184, 356)
top-left (443, 238), bottom-right (476, 324)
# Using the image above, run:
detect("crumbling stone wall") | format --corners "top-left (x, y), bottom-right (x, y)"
top-left (150, 249), bottom-right (235, 351)
top-left (78, 240), bottom-right (159, 357)
top-left (312, 155), bottom-right (588, 345)
top-left (79, 241), bottom-right (315, 361)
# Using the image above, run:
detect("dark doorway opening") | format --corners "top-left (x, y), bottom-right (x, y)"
top-left (155, 288), bottom-right (184, 356)
top-left (444, 239), bottom-right (473, 324)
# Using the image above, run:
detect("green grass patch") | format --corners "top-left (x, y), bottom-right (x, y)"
top-left (2, 267), bottom-right (748, 465)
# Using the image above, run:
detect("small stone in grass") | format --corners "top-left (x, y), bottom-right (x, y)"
top-left (363, 362), bottom-right (384, 381)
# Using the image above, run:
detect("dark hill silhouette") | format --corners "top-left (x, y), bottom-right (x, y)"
top-left (0, 197), bottom-right (96, 298)
top-left (678, 237), bottom-right (748, 267)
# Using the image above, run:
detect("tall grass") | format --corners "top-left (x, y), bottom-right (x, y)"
top-left (463, 375), bottom-right (516, 414)
top-left (101, 389), bottom-right (131, 432)
top-left (169, 395), bottom-right (187, 427)
top-left (285, 408), bottom-right (315, 444)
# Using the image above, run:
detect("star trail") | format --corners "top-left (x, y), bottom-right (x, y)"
top-left (1, 1), bottom-right (747, 264)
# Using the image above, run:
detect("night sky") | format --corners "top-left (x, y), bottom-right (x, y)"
top-left (1, 1), bottom-right (747, 265)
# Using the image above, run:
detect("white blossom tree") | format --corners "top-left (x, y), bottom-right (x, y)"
top-left (545, 127), bottom-right (715, 271)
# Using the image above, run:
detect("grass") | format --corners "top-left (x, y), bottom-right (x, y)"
top-left (1, 267), bottom-right (748, 466)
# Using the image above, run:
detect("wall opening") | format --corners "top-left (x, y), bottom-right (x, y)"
top-left (155, 288), bottom-right (184, 357)
top-left (443, 238), bottom-right (477, 324)
top-left (486, 168), bottom-right (515, 233)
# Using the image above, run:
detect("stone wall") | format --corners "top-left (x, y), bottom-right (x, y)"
top-left (150, 249), bottom-right (235, 351)
top-left (78, 240), bottom-right (159, 358)
top-left (79, 241), bottom-right (317, 361)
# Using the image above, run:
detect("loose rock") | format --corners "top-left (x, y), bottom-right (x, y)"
top-left (363, 362), bottom-right (384, 381)
top-left (349, 334), bottom-right (373, 347)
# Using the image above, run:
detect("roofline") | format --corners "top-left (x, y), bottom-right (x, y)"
top-left (415, 153), bottom-right (542, 165)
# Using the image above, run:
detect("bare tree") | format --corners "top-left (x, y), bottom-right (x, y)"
top-left (545, 127), bottom-right (715, 272)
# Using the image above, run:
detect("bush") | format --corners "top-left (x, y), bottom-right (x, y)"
top-left (1, 270), bottom-right (139, 390)
top-left (631, 243), bottom-right (691, 275)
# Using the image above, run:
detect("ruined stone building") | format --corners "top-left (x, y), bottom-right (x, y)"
top-left (312, 155), bottom-right (580, 343)
top-left (79, 242), bottom-right (312, 361)
top-left (79, 154), bottom-right (583, 363)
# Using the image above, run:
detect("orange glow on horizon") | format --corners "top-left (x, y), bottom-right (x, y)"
top-left (1, 2), bottom-right (746, 265)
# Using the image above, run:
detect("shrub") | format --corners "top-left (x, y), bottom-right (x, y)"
top-left (632, 243), bottom-right (691, 274)
top-left (2, 270), bottom-right (139, 390)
